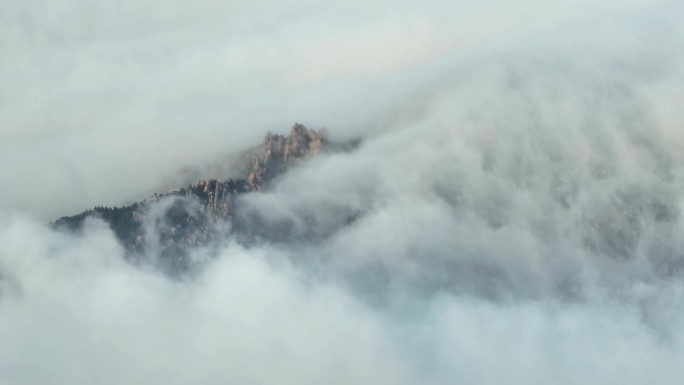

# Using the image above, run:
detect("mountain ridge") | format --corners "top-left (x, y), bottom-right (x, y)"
top-left (53, 123), bottom-right (339, 274)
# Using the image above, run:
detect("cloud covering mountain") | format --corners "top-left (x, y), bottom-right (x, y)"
top-left (1, 0), bottom-right (684, 384)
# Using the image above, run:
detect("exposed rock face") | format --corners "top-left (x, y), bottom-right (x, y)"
top-left (247, 123), bottom-right (327, 190)
top-left (53, 123), bottom-right (331, 274)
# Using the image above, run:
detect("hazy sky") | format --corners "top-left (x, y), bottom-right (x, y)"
top-left (1, 1), bottom-right (684, 384)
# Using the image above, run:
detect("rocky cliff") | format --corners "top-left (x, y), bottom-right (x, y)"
top-left (53, 123), bottom-right (333, 274)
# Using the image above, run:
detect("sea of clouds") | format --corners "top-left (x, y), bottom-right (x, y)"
top-left (1, 0), bottom-right (684, 384)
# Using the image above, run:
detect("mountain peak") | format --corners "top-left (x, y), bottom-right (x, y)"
top-left (53, 123), bottom-right (334, 274)
top-left (248, 124), bottom-right (327, 190)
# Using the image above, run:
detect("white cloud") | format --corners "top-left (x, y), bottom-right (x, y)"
top-left (1, 0), bottom-right (684, 383)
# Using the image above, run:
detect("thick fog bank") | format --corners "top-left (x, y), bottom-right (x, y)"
top-left (2, 215), bottom-right (684, 385)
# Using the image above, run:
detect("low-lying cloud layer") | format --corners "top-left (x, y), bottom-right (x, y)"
top-left (2, 0), bottom-right (684, 384)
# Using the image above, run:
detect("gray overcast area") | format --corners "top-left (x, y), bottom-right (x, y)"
top-left (1, 0), bottom-right (684, 384)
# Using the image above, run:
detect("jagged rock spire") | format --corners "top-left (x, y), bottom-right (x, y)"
top-left (247, 123), bottom-right (327, 190)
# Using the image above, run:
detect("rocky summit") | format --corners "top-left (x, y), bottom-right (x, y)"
top-left (53, 123), bottom-right (333, 274)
